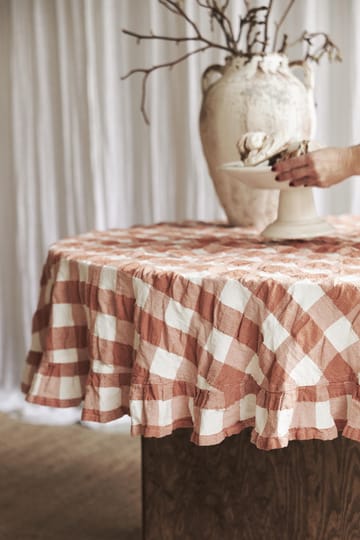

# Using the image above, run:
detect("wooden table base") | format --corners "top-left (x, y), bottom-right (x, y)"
top-left (142, 428), bottom-right (360, 540)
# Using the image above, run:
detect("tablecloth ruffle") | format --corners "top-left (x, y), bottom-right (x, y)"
top-left (22, 362), bottom-right (360, 450)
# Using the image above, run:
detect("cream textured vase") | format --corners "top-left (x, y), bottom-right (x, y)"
top-left (199, 53), bottom-right (316, 227)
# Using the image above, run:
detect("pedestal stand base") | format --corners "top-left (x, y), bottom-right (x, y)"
top-left (262, 217), bottom-right (334, 240)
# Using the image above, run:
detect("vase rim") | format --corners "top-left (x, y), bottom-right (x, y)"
top-left (224, 53), bottom-right (290, 72)
top-left (226, 52), bottom-right (288, 62)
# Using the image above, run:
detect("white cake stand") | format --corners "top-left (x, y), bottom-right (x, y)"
top-left (220, 163), bottom-right (334, 240)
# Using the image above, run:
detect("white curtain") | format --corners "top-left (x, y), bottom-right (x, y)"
top-left (1, 0), bottom-right (359, 410)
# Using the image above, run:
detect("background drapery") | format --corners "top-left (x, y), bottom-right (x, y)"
top-left (1, 0), bottom-right (359, 410)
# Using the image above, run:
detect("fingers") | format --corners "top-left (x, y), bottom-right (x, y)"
top-left (272, 154), bottom-right (308, 174)
top-left (275, 166), bottom-right (309, 183)
top-left (288, 176), bottom-right (315, 188)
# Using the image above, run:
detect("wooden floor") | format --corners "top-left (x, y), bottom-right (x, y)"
top-left (142, 428), bottom-right (360, 540)
top-left (0, 413), bottom-right (141, 540)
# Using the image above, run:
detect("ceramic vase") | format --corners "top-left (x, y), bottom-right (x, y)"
top-left (199, 53), bottom-right (316, 227)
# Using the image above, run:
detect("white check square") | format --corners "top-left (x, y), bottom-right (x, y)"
top-left (94, 313), bottom-right (117, 341)
top-left (57, 259), bottom-right (70, 281)
top-left (199, 409), bottom-right (224, 436)
top-left (132, 277), bottom-right (151, 308)
top-left (52, 304), bottom-right (74, 328)
top-left (99, 266), bottom-right (117, 291)
top-left (277, 408), bottom-right (294, 437)
top-left (255, 405), bottom-right (268, 434)
top-left (78, 261), bottom-right (89, 282)
top-left (262, 313), bottom-right (289, 352)
top-left (150, 348), bottom-right (183, 380)
top-left (197, 375), bottom-right (214, 391)
top-left (290, 355), bottom-right (323, 386)
top-left (59, 376), bottom-right (82, 399)
top-left (204, 328), bottom-right (233, 363)
top-left (245, 354), bottom-right (265, 386)
top-left (130, 399), bottom-right (144, 425)
top-left (99, 386), bottom-right (121, 411)
top-left (324, 317), bottom-right (358, 352)
top-left (287, 281), bottom-right (324, 311)
top-left (315, 401), bottom-right (335, 429)
top-left (165, 299), bottom-right (194, 333)
top-left (158, 400), bottom-right (173, 426)
top-left (220, 280), bottom-right (251, 312)
top-left (53, 348), bottom-right (79, 364)
top-left (92, 359), bottom-right (116, 374)
top-left (239, 393), bottom-right (256, 421)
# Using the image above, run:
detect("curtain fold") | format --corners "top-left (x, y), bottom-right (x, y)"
top-left (1, 0), bottom-right (359, 401)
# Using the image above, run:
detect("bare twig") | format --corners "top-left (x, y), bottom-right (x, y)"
top-left (243, 6), bottom-right (268, 55)
top-left (123, 29), bottom-right (204, 44)
top-left (123, 1), bottom-right (235, 55)
top-left (194, 0), bottom-right (237, 51)
top-left (287, 31), bottom-right (342, 63)
top-left (122, 0), bottom-right (341, 124)
top-left (121, 45), bottom-right (211, 124)
top-left (210, 8), bottom-right (236, 50)
top-left (273, 0), bottom-right (296, 51)
top-left (235, 14), bottom-right (245, 46)
top-left (304, 32), bottom-right (342, 63)
top-left (158, 0), bottom-right (179, 14)
top-left (160, 0), bottom-right (204, 39)
top-left (122, 28), bottom-right (232, 54)
top-left (278, 33), bottom-right (288, 53)
top-left (263, 0), bottom-right (273, 52)
top-left (196, 0), bottom-right (211, 8)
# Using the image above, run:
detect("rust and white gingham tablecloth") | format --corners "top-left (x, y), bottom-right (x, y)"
top-left (22, 216), bottom-right (360, 450)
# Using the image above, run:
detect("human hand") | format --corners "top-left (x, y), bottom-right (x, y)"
top-left (272, 146), bottom-right (354, 188)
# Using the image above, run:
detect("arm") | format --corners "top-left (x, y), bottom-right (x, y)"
top-left (273, 145), bottom-right (360, 188)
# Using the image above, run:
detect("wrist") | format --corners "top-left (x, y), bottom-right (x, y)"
top-left (348, 145), bottom-right (360, 176)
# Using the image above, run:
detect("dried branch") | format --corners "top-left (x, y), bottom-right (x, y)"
top-left (122, 0), bottom-right (235, 56)
top-left (278, 33), bottom-right (288, 54)
top-left (249, 31), bottom-right (263, 52)
top-left (272, 0), bottom-right (296, 52)
top-left (263, 0), bottom-right (273, 52)
top-left (243, 6), bottom-right (268, 55)
top-left (287, 31), bottom-right (342, 64)
top-left (158, 0), bottom-right (179, 14)
top-left (194, 0), bottom-right (236, 51)
top-left (121, 28), bottom-right (232, 54)
top-left (303, 32), bottom-right (342, 63)
top-left (160, 0), bottom-right (205, 39)
top-left (210, 7), bottom-right (236, 50)
top-left (122, 0), bottom-right (342, 124)
top-left (196, 0), bottom-right (211, 8)
top-left (122, 29), bottom-right (203, 45)
top-left (121, 45), bottom-right (211, 125)
top-left (235, 13), bottom-right (246, 46)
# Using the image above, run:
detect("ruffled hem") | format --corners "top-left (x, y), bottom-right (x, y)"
top-left (130, 419), bottom-right (353, 451)
top-left (23, 372), bottom-right (360, 450)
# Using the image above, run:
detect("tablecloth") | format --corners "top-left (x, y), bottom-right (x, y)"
top-left (22, 216), bottom-right (360, 450)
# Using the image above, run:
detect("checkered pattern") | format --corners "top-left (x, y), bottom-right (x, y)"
top-left (22, 216), bottom-right (360, 450)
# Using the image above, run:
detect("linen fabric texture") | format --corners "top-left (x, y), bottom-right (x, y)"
top-left (22, 217), bottom-right (360, 450)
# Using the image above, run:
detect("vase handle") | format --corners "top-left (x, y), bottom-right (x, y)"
top-left (201, 64), bottom-right (225, 95)
top-left (289, 60), bottom-right (314, 92)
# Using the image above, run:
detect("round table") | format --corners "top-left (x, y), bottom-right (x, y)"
top-left (22, 217), bottom-right (360, 539)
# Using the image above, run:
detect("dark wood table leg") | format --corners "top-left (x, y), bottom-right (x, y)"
top-left (142, 428), bottom-right (360, 540)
